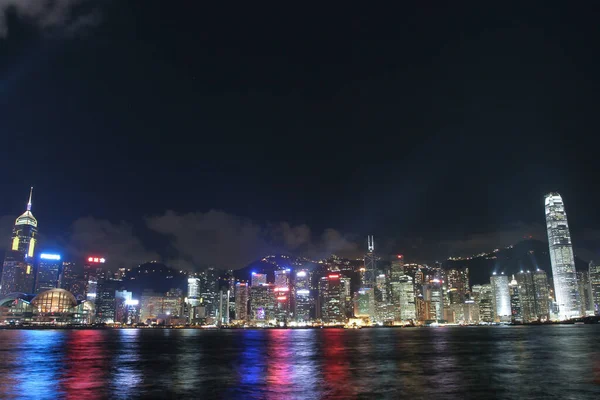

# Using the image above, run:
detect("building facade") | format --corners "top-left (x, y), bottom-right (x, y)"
top-left (544, 193), bottom-right (580, 319)
top-left (0, 188), bottom-right (37, 296)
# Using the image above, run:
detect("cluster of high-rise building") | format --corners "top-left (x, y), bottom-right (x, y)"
top-left (1, 189), bottom-right (599, 327)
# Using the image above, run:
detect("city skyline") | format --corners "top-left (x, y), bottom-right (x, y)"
top-left (0, 187), bottom-right (598, 273)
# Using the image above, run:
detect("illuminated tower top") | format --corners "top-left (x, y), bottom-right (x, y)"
top-left (15, 187), bottom-right (37, 228)
top-left (367, 235), bottom-right (374, 253)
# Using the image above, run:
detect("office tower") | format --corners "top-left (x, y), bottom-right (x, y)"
top-left (390, 254), bottom-right (405, 281)
top-left (294, 270), bottom-right (311, 322)
top-left (532, 269), bottom-right (550, 321)
top-left (363, 235), bottom-right (376, 288)
top-left (59, 262), bottom-right (86, 301)
top-left (200, 268), bottom-right (219, 318)
top-left (115, 290), bottom-right (137, 324)
top-left (95, 279), bottom-right (120, 323)
top-left (353, 288), bottom-right (375, 318)
top-left (274, 285), bottom-right (291, 323)
top-left (397, 275), bottom-right (416, 321)
top-left (35, 253), bottom-right (62, 293)
top-left (423, 279), bottom-right (444, 321)
top-left (576, 271), bottom-right (594, 316)
top-left (472, 284), bottom-right (494, 322)
top-left (544, 193), bottom-right (580, 320)
top-left (0, 188), bottom-right (37, 296)
top-left (217, 289), bottom-right (230, 325)
top-left (318, 273), bottom-right (347, 324)
top-left (251, 272), bottom-right (267, 287)
top-left (249, 284), bottom-right (275, 323)
top-left (235, 282), bottom-right (249, 321)
top-left (274, 269), bottom-right (290, 287)
top-left (515, 271), bottom-right (536, 322)
top-left (509, 276), bottom-right (522, 323)
top-left (491, 273), bottom-right (511, 322)
top-left (84, 256), bottom-right (106, 301)
top-left (187, 277), bottom-right (201, 307)
top-left (590, 261), bottom-right (600, 315)
top-left (447, 267), bottom-right (470, 304)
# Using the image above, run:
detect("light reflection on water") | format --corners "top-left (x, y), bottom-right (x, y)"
top-left (0, 326), bottom-right (599, 399)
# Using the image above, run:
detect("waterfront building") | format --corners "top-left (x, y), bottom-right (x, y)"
top-left (0, 188), bottom-right (37, 296)
top-left (187, 277), bottom-right (201, 307)
top-left (509, 276), bottom-right (522, 323)
top-left (590, 261), bottom-right (600, 315)
top-left (249, 284), bottom-right (275, 324)
top-left (59, 262), bottom-right (86, 301)
top-left (318, 273), bottom-right (347, 324)
top-left (35, 253), bottom-right (61, 293)
top-left (235, 282), bottom-right (249, 321)
top-left (544, 193), bottom-right (580, 319)
top-left (515, 271), bottom-right (536, 322)
top-left (397, 275), bottom-right (416, 321)
top-left (0, 288), bottom-right (95, 325)
top-left (363, 235), bottom-right (376, 289)
top-left (217, 289), bottom-right (230, 325)
top-left (491, 273), bottom-right (511, 322)
top-left (447, 267), bottom-right (470, 304)
top-left (353, 288), bottom-right (375, 319)
top-left (294, 270), bottom-right (312, 322)
top-left (532, 269), bottom-right (551, 321)
top-left (576, 271), bottom-right (595, 316)
top-left (472, 284), bottom-right (494, 322)
top-left (422, 279), bottom-right (444, 321)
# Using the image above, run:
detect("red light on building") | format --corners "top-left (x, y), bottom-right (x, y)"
top-left (328, 274), bottom-right (340, 279)
top-left (397, 254), bottom-right (403, 259)
top-left (277, 296), bottom-right (287, 301)
top-left (87, 256), bottom-right (106, 264)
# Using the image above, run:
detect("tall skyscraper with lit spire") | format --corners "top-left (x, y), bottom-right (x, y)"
top-left (544, 193), bottom-right (580, 320)
top-left (0, 188), bottom-right (38, 296)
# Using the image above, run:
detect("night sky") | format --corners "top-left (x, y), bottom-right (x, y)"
top-left (1, 2), bottom-right (599, 269)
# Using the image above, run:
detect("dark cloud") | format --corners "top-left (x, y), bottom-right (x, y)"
top-left (0, 0), bottom-right (100, 37)
top-left (146, 210), bottom-right (362, 269)
top-left (66, 217), bottom-right (159, 269)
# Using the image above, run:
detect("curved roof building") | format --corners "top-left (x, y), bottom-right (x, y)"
top-left (31, 288), bottom-right (77, 314)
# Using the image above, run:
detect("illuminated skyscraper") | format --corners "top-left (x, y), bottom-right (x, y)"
top-left (294, 270), bottom-right (312, 322)
top-left (509, 276), bottom-right (522, 323)
top-left (472, 284), bottom-right (494, 322)
top-left (35, 253), bottom-right (62, 293)
top-left (397, 275), bottom-right (416, 321)
top-left (235, 282), bottom-right (249, 321)
top-left (545, 193), bottom-right (580, 319)
top-left (447, 267), bottom-right (470, 304)
top-left (251, 272), bottom-right (267, 287)
top-left (0, 188), bottom-right (38, 296)
top-left (318, 273), bottom-right (347, 324)
top-left (423, 279), bottom-right (444, 321)
top-left (515, 271), bottom-right (536, 322)
top-left (187, 277), bottom-right (201, 307)
top-left (576, 271), bottom-right (594, 316)
top-left (363, 235), bottom-right (376, 288)
top-left (490, 273), bottom-right (511, 322)
top-left (532, 269), bottom-right (550, 321)
top-left (274, 269), bottom-right (290, 287)
top-left (249, 284), bottom-right (275, 323)
top-left (590, 261), bottom-right (600, 315)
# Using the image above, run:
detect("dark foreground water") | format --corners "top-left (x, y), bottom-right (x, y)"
top-left (0, 326), bottom-right (599, 399)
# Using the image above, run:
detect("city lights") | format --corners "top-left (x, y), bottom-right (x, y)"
top-left (40, 253), bottom-right (60, 260)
